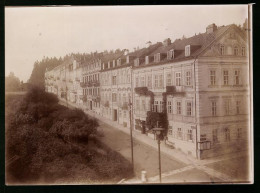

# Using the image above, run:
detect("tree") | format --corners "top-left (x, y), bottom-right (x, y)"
top-left (5, 72), bottom-right (21, 91)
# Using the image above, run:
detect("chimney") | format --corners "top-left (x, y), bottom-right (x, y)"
top-left (146, 41), bottom-right (152, 48)
top-left (124, 49), bottom-right (129, 55)
top-left (206, 23), bottom-right (217, 34)
top-left (163, 38), bottom-right (171, 46)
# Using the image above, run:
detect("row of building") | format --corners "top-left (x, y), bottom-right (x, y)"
top-left (45, 22), bottom-right (250, 159)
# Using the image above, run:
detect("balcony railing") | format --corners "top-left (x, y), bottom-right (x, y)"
top-left (151, 104), bottom-right (164, 113)
top-left (80, 82), bottom-right (87, 87)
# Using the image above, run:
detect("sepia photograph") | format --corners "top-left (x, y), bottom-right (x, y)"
top-left (5, 5), bottom-right (253, 185)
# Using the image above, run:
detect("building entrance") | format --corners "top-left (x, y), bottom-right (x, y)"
top-left (113, 109), bottom-right (117, 121)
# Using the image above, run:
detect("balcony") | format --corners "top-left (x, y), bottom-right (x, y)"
top-left (80, 82), bottom-right (87, 87)
top-left (151, 104), bottom-right (164, 113)
top-left (119, 102), bottom-right (128, 110)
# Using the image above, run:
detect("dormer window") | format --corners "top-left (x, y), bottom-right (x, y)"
top-left (113, 60), bottom-right (116, 67)
top-left (220, 44), bottom-right (225, 55)
top-left (154, 53), bottom-right (160, 62)
top-left (167, 49), bottom-right (174, 60)
top-left (145, 56), bottom-right (149, 64)
top-left (134, 58), bottom-right (139, 66)
top-left (234, 46), bottom-right (239, 56)
top-left (185, 45), bottom-right (190, 57)
top-left (117, 58), bottom-right (121, 66)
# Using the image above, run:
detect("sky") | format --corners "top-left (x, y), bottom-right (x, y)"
top-left (5, 5), bottom-right (248, 82)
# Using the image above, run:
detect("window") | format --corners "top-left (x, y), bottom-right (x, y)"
top-left (224, 128), bottom-right (230, 142)
top-left (210, 70), bottom-right (216, 86)
top-left (223, 70), bottom-right (229, 85)
top-left (166, 73), bottom-right (172, 86)
top-left (117, 59), bottom-right (121, 66)
top-left (187, 129), bottom-right (193, 141)
top-left (167, 101), bottom-right (172, 113)
top-left (176, 72), bottom-right (181, 86)
top-left (177, 128), bottom-right (183, 139)
top-left (237, 128), bottom-right (242, 139)
top-left (185, 45), bottom-right (190, 57)
top-left (234, 70), bottom-right (240, 85)
top-left (212, 129), bottom-right (218, 144)
top-left (112, 93), bottom-right (117, 102)
top-left (154, 53), bottom-right (160, 62)
top-left (123, 111), bottom-right (127, 118)
top-left (211, 101), bottom-right (217, 116)
top-left (177, 101), bottom-right (182, 115)
top-left (167, 49), bottom-right (174, 60)
top-left (186, 71), bottom-right (191, 86)
top-left (154, 75), bottom-right (159, 88)
top-left (234, 46), bottom-right (239, 56)
top-left (242, 46), bottom-right (246, 56)
top-left (140, 76), bottom-right (145, 87)
top-left (135, 99), bottom-right (140, 111)
top-left (236, 101), bottom-right (241, 114)
top-left (186, 102), bottom-right (192, 116)
top-left (112, 76), bottom-right (117, 85)
top-left (141, 100), bottom-right (146, 111)
top-left (220, 44), bottom-right (225, 55)
top-left (134, 58), bottom-right (139, 66)
top-left (146, 75), bottom-right (152, 88)
top-left (136, 77), bottom-right (139, 87)
top-left (113, 60), bottom-right (116, 67)
top-left (224, 99), bottom-right (231, 115)
top-left (168, 126), bottom-right (173, 136)
top-left (118, 93), bottom-right (121, 104)
top-left (123, 94), bottom-right (126, 103)
top-left (153, 100), bottom-right (163, 113)
top-left (159, 74), bottom-right (163, 88)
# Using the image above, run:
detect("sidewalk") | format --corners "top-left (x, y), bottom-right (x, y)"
top-left (59, 98), bottom-right (246, 166)
top-left (59, 98), bottom-right (248, 183)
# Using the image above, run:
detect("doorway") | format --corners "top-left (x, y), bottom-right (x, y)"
top-left (113, 109), bottom-right (117, 121)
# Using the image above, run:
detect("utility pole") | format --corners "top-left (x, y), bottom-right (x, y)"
top-left (129, 66), bottom-right (134, 171)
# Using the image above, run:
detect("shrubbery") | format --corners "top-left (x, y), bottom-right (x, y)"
top-left (6, 87), bottom-right (133, 184)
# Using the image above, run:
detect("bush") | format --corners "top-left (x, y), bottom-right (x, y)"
top-left (6, 87), bottom-right (132, 184)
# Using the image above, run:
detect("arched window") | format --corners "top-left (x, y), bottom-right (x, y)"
top-left (220, 44), bottom-right (225, 55)
top-left (234, 46), bottom-right (239, 56)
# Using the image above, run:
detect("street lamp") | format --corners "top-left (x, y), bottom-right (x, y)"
top-left (152, 127), bottom-right (165, 183)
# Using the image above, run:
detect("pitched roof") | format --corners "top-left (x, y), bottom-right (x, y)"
top-left (134, 24), bottom-right (247, 69)
top-left (101, 51), bottom-right (125, 63)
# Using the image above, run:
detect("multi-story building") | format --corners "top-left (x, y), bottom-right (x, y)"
top-left (132, 23), bottom-right (249, 159)
top-left (80, 53), bottom-right (102, 114)
top-left (45, 22), bottom-right (250, 159)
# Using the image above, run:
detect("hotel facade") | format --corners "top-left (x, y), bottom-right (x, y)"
top-left (45, 23), bottom-right (250, 159)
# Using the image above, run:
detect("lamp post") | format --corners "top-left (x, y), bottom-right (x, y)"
top-left (152, 127), bottom-right (164, 183)
top-left (128, 98), bottom-right (134, 171)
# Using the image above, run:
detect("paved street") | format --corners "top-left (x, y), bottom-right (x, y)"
top-left (59, 100), bottom-right (251, 184)
top-left (97, 120), bottom-right (186, 179)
